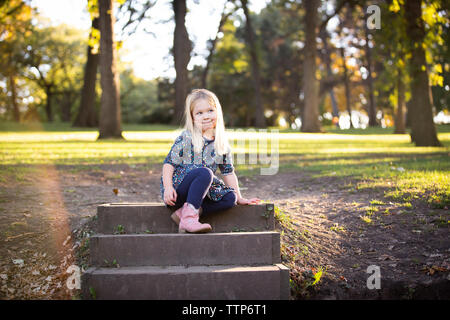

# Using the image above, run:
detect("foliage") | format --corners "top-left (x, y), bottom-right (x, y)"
top-left (207, 18), bottom-right (254, 127)
top-left (0, 2), bottom-right (88, 122)
top-left (0, 0), bottom-right (34, 120)
top-left (119, 67), bottom-right (159, 123)
top-left (0, 0), bottom-right (448, 129)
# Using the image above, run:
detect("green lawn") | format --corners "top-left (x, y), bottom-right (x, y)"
top-left (1, 121), bottom-right (449, 208)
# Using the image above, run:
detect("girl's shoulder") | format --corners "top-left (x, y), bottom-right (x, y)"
top-left (181, 129), bottom-right (192, 138)
top-left (172, 129), bottom-right (191, 143)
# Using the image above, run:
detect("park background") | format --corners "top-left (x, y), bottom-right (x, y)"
top-left (0, 0), bottom-right (448, 299)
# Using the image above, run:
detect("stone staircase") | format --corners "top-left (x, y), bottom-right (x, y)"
top-left (81, 202), bottom-right (290, 300)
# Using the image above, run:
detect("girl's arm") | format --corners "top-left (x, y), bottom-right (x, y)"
top-left (222, 172), bottom-right (242, 199)
top-left (161, 133), bottom-right (185, 205)
top-left (162, 163), bottom-right (177, 205)
top-left (222, 172), bottom-right (260, 205)
top-left (162, 163), bottom-right (175, 189)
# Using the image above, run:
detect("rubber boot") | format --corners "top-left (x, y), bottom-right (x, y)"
top-left (170, 206), bottom-right (184, 225)
top-left (178, 202), bottom-right (212, 233)
top-left (171, 205), bottom-right (203, 226)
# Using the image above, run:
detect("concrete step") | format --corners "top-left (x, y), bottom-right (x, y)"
top-left (90, 231), bottom-right (281, 267)
top-left (81, 264), bottom-right (290, 300)
top-left (97, 202), bottom-right (275, 234)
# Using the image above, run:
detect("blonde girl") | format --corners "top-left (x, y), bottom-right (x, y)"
top-left (160, 89), bottom-right (261, 233)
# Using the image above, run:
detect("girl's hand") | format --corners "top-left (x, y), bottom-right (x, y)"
top-left (164, 186), bottom-right (177, 206)
top-left (237, 197), bottom-right (261, 205)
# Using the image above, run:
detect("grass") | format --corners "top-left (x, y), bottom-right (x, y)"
top-left (330, 223), bottom-right (346, 233)
top-left (370, 199), bottom-right (385, 206)
top-left (365, 206), bottom-right (379, 216)
top-left (360, 215), bottom-right (373, 224)
top-left (0, 121), bottom-right (449, 208)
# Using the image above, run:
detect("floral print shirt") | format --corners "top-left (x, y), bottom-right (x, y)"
top-left (160, 130), bottom-right (235, 204)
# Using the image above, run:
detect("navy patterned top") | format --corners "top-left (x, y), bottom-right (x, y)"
top-left (160, 130), bottom-right (235, 204)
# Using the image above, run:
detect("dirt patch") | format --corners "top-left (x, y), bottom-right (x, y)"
top-left (0, 163), bottom-right (159, 299)
top-left (0, 164), bottom-right (448, 299)
top-left (244, 171), bottom-right (450, 299)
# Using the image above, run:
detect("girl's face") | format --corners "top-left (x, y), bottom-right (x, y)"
top-left (192, 99), bottom-right (217, 133)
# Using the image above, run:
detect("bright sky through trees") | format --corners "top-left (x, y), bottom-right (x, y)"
top-left (31, 0), bottom-right (271, 81)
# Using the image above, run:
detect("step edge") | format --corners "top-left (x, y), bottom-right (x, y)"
top-left (90, 231), bottom-right (280, 238)
top-left (83, 264), bottom-right (283, 275)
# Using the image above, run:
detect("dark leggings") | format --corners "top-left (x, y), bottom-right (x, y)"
top-left (170, 167), bottom-right (237, 215)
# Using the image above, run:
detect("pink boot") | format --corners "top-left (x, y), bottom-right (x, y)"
top-left (178, 202), bottom-right (212, 233)
top-left (170, 206), bottom-right (183, 225)
top-left (171, 205), bottom-right (203, 225)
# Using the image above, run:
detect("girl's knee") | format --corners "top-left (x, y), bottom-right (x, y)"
top-left (204, 167), bottom-right (214, 178)
top-left (195, 167), bottom-right (213, 182)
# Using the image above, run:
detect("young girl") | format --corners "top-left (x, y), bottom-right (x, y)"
top-left (160, 88), bottom-right (261, 233)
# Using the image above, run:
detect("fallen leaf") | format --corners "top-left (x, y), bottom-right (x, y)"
top-left (113, 188), bottom-right (119, 195)
top-left (431, 266), bottom-right (447, 272)
top-left (421, 265), bottom-right (447, 276)
top-left (62, 235), bottom-right (71, 246)
top-left (12, 259), bottom-right (24, 267)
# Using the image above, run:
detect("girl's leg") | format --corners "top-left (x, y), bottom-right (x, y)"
top-left (172, 167), bottom-right (213, 210)
top-left (201, 191), bottom-right (237, 215)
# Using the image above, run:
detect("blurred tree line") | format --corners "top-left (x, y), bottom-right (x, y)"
top-left (0, 0), bottom-right (448, 146)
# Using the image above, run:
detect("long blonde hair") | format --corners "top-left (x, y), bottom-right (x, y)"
top-left (183, 88), bottom-right (231, 156)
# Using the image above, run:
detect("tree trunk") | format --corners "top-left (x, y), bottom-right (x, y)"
top-left (394, 63), bottom-right (406, 134)
top-left (98, 0), bottom-right (122, 139)
top-left (172, 0), bottom-right (191, 126)
top-left (364, 21), bottom-right (377, 127)
top-left (45, 85), bottom-right (53, 122)
top-left (241, 0), bottom-right (265, 128)
top-left (405, 100), bottom-right (412, 128)
top-left (320, 29), bottom-right (339, 126)
top-left (340, 46), bottom-right (352, 128)
top-left (301, 0), bottom-right (321, 132)
top-left (8, 74), bottom-right (20, 122)
top-left (74, 16), bottom-right (99, 128)
top-left (404, 0), bottom-right (440, 146)
top-left (61, 91), bottom-right (72, 122)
